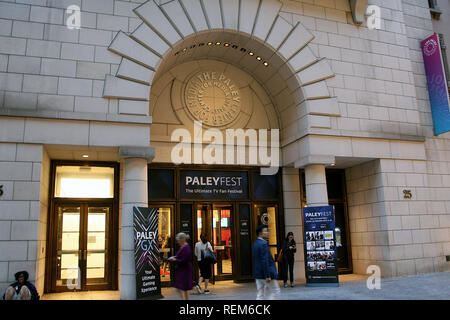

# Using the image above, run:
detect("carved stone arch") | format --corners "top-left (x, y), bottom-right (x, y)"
top-left (103, 0), bottom-right (340, 166)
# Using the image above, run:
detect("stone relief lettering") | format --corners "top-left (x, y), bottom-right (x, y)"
top-left (184, 71), bottom-right (241, 127)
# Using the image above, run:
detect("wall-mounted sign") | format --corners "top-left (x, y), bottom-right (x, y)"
top-left (421, 33), bottom-right (450, 135)
top-left (302, 205), bottom-right (339, 287)
top-left (180, 170), bottom-right (248, 199)
top-left (240, 219), bottom-right (249, 236)
top-left (133, 207), bottom-right (162, 300)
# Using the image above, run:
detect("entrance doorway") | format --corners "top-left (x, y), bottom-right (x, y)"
top-left (45, 162), bottom-right (119, 293)
top-left (148, 165), bottom-right (284, 284)
top-left (52, 203), bottom-right (113, 291)
top-left (196, 204), bottom-right (233, 281)
top-left (300, 169), bottom-right (353, 273)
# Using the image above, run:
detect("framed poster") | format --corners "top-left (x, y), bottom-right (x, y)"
top-left (303, 205), bottom-right (339, 287)
top-left (134, 207), bottom-right (162, 299)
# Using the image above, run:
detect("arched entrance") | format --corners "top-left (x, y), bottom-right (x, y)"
top-left (103, 0), bottom-right (339, 160)
top-left (102, 0), bottom-right (340, 299)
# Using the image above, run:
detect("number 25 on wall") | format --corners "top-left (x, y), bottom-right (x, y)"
top-left (0, 185), bottom-right (3, 197)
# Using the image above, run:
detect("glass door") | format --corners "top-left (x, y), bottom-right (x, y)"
top-left (53, 203), bottom-right (113, 292)
top-left (195, 203), bottom-right (234, 281)
top-left (55, 205), bottom-right (82, 290)
top-left (85, 206), bottom-right (111, 289)
top-left (254, 204), bottom-right (279, 264)
top-left (212, 204), bottom-right (233, 280)
top-left (147, 206), bottom-right (173, 286)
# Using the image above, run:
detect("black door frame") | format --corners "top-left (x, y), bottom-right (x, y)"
top-left (149, 164), bottom-right (284, 284)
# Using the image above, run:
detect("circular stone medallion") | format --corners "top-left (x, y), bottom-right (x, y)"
top-left (184, 71), bottom-right (241, 127)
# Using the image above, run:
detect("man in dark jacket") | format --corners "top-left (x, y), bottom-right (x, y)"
top-left (253, 225), bottom-right (280, 300)
top-left (3, 271), bottom-right (39, 300)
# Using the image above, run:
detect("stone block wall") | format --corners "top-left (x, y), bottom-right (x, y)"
top-left (0, 0), bottom-right (148, 121)
top-left (282, 167), bottom-right (306, 280)
top-left (0, 143), bottom-right (49, 296)
top-left (346, 158), bottom-right (450, 277)
top-left (278, 0), bottom-right (423, 139)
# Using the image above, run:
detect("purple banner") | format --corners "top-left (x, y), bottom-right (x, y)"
top-left (421, 33), bottom-right (450, 135)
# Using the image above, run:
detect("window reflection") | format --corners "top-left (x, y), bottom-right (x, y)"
top-left (255, 206), bottom-right (278, 259)
top-left (157, 207), bottom-right (171, 282)
top-left (335, 227), bottom-right (342, 247)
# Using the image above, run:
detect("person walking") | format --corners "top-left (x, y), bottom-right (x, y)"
top-left (3, 271), bottom-right (39, 300)
top-left (281, 232), bottom-right (297, 288)
top-left (253, 225), bottom-right (280, 300)
top-left (168, 232), bottom-right (193, 300)
top-left (194, 233), bottom-right (213, 295)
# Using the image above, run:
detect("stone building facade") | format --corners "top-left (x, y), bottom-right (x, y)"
top-left (0, 0), bottom-right (449, 300)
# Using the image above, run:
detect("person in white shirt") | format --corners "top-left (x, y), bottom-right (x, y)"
top-left (194, 233), bottom-right (213, 294)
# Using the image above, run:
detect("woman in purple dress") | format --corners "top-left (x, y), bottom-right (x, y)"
top-left (168, 232), bottom-right (193, 300)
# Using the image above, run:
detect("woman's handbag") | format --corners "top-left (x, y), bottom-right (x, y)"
top-left (277, 250), bottom-right (284, 263)
top-left (204, 248), bottom-right (217, 264)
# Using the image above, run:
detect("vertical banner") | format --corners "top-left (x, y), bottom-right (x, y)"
top-left (133, 207), bottom-right (162, 299)
top-left (421, 33), bottom-right (450, 135)
top-left (302, 205), bottom-right (339, 287)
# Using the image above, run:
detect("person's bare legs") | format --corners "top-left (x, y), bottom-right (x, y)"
top-left (4, 287), bottom-right (15, 300)
top-left (204, 279), bottom-right (209, 290)
top-left (198, 276), bottom-right (204, 288)
top-left (182, 290), bottom-right (189, 300)
top-left (19, 286), bottom-right (30, 300)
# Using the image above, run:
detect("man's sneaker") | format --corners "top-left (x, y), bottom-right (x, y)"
top-left (204, 289), bottom-right (210, 295)
top-left (284, 283), bottom-right (288, 288)
top-left (290, 283), bottom-right (294, 288)
top-left (195, 284), bottom-right (202, 294)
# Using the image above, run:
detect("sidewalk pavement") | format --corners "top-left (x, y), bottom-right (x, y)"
top-left (41, 271), bottom-right (450, 300)
top-left (161, 271), bottom-right (450, 300)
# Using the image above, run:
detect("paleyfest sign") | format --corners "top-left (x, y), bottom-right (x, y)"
top-left (421, 33), bottom-right (450, 135)
top-left (180, 170), bottom-right (248, 199)
top-left (302, 205), bottom-right (339, 287)
top-left (133, 207), bottom-right (162, 299)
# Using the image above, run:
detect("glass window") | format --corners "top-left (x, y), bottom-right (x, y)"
top-left (156, 207), bottom-right (172, 283)
top-left (148, 169), bottom-right (174, 199)
top-left (55, 166), bottom-right (114, 198)
top-left (255, 205), bottom-right (278, 259)
top-left (253, 172), bottom-right (279, 199)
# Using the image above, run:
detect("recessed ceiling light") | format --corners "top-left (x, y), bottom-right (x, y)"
top-left (216, 41), bottom-right (221, 45)
top-left (249, 52), bottom-right (254, 56)
top-left (182, 48), bottom-right (187, 52)
top-left (263, 62), bottom-right (269, 66)
top-left (256, 56), bottom-right (262, 61)
top-left (207, 42), bottom-right (213, 46)
top-left (224, 43), bottom-right (229, 47)
top-left (82, 155), bottom-right (89, 158)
